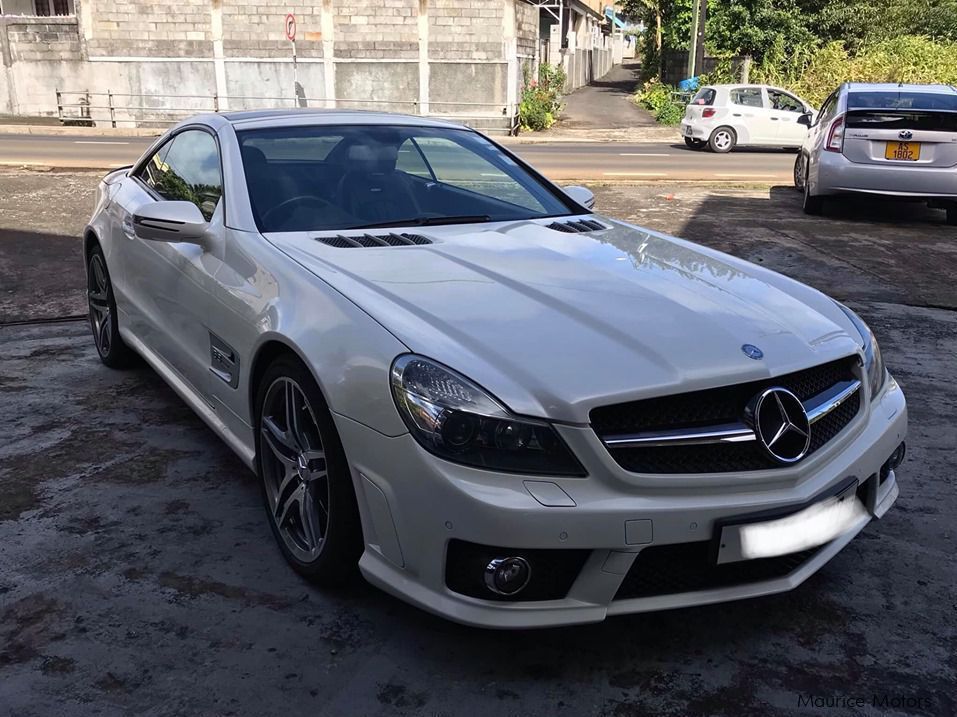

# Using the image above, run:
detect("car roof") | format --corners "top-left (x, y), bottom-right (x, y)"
top-left (187, 108), bottom-right (477, 131)
top-left (842, 82), bottom-right (957, 94)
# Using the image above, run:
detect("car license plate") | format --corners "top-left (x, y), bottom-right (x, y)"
top-left (714, 481), bottom-right (865, 565)
top-left (684, 125), bottom-right (693, 137)
top-left (885, 141), bottom-right (920, 161)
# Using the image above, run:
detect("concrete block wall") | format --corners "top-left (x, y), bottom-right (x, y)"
top-left (0, 0), bottom-right (575, 130)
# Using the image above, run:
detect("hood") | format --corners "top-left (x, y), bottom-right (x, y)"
top-left (268, 218), bottom-right (863, 424)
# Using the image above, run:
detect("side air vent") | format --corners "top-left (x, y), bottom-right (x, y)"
top-left (315, 233), bottom-right (432, 248)
top-left (547, 219), bottom-right (608, 233)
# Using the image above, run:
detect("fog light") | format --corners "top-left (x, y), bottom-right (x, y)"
top-left (484, 557), bottom-right (531, 596)
top-left (888, 442), bottom-right (906, 470)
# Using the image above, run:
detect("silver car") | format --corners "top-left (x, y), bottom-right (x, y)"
top-left (85, 110), bottom-right (906, 627)
top-left (795, 82), bottom-right (957, 224)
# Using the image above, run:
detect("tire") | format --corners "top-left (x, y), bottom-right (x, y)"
top-left (803, 176), bottom-right (824, 216)
top-left (87, 243), bottom-right (137, 368)
top-left (793, 154), bottom-right (806, 192)
top-left (684, 137), bottom-right (704, 149)
top-left (947, 205), bottom-right (957, 226)
top-left (255, 356), bottom-right (362, 585)
top-left (708, 126), bottom-right (736, 153)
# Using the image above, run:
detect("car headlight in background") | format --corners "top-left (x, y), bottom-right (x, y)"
top-left (390, 355), bottom-right (586, 476)
top-left (836, 302), bottom-right (887, 400)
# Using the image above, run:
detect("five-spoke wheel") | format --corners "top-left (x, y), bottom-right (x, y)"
top-left (256, 357), bottom-right (362, 583)
top-left (87, 244), bottom-right (135, 368)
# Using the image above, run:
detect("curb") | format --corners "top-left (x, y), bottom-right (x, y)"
top-left (0, 124), bottom-right (162, 137)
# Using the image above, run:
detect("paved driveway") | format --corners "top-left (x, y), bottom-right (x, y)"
top-left (1, 174), bottom-right (954, 716)
top-left (553, 61), bottom-right (657, 131)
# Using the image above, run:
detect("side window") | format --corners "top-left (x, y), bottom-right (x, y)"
top-left (395, 138), bottom-right (432, 179)
top-left (817, 93), bottom-right (838, 125)
top-left (730, 87), bottom-right (764, 108)
top-left (769, 89), bottom-right (804, 112)
top-left (154, 130), bottom-right (223, 221)
top-left (137, 140), bottom-right (173, 193)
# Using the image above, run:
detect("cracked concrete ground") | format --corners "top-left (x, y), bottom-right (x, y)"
top-left (0, 171), bottom-right (955, 716)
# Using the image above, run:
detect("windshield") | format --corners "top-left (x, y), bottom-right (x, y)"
top-left (237, 125), bottom-right (576, 232)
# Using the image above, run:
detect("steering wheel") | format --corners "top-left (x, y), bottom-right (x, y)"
top-left (261, 195), bottom-right (336, 228)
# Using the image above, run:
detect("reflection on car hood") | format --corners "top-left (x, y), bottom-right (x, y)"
top-left (268, 218), bottom-right (863, 423)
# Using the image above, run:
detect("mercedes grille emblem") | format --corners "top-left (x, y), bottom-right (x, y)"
top-left (741, 344), bottom-right (764, 360)
top-left (899, 130), bottom-right (913, 140)
top-left (747, 387), bottom-right (811, 464)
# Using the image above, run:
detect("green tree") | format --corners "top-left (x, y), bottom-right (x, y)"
top-left (706, 0), bottom-right (816, 64)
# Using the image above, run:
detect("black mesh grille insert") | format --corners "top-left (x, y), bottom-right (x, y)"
top-left (591, 357), bottom-right (859, 474)
top-left (547, 219), bottom-right (608, 233)
top-left (614, 541), bottom-right (823, 600)
top-left (315, 233), bottom-right (432, 248)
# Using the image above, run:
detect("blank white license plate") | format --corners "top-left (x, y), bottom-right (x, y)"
top-left (716, 483), bottom-right (866, 565)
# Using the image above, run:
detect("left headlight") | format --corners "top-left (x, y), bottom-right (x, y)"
top-left (390, 355), bottom-right (586, 476)
top-left (836, 302), bottom-right (887, 400)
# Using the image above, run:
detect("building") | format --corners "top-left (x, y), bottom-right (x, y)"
top-left (0, 0), bottom-right (619, 130)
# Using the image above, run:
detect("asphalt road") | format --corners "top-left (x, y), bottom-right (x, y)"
top-left (2, 172), bottom-right (955, 716)
top-left (0, 133), bottom-right (797, 182)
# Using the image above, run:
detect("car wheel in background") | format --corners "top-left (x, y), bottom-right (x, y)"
top-left (255, 356), bottom-right (362, 585)
top-left (803, 178), bottom-right (824, 216)
top-left (793, 154), bottom-right (807, 192)
top-left (946, 205), bottom-right (957, 226)
top-left (708, 127), bottom-right (736, 153)
top-left (684, 137), bottom-right (705, 149)
top-left (87, 244), bottom-right (136, 368)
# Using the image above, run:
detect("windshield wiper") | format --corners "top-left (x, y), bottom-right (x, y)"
top-left (345, 215), bottom-right (492, 230)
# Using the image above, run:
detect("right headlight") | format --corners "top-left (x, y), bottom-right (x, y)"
top-left (390, 355), bottom-right (586, 476)
top-left (836, 302), bottom-right (887, 400)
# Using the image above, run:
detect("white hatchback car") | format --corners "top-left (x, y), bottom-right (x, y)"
top-left (681, 84), bottom-right (815, 152)
top-left (85, 110), bottom-right (906, 628)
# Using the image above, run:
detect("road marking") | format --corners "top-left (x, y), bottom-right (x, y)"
top-left (619, 153), bottom-right (671, 157)
top-left (603, 172), bottom-right (668, 177)
top-left (74, 140), bottom-right (130, 145)
top-left (714, 173), bottom-right (781, 178)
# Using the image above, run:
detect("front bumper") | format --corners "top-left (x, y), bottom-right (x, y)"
top-left (335, 376), bottom-right (906, 629)
top-left (815, 151), bottom-right (957, 199)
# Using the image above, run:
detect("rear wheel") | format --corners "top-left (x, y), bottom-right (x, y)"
top-left (255, 356), bottom-right (362, 585)
top-left (684, 137), bottom-right (705, 149)
top-left (803, 177), bottom-right (824, 216)
top-left (708, 126), bottom-right (736, 153)
top-left (87, 244), bottom-right (136, 368)
top-left (793, 154), bottom-right (806, 191)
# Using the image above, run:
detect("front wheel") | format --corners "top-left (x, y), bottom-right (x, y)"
top-left (708, 126), bottom-right (736, 153)
top-left (256, 356), bottom-right (362, 585)
top-left (87, 244), bottom-right (136, 368)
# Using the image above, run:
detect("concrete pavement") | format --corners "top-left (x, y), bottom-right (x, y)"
top-left (0, 133), bottom-right (796, 182)
top-left (552, 60), bottom-right (656, 131)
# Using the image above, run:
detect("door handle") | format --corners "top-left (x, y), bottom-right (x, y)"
top-left (770, 117), bottom-right (779, 121)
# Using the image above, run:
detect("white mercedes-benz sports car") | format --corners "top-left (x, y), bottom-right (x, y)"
top-left (85, 110), bottom-right (906, 628)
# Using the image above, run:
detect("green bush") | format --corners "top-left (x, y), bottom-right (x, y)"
top-left (635, 79), bottom-right (686, 126)
top-left (519, 63), bottom-right (567, 132)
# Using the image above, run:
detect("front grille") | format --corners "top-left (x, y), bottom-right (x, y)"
top-left (591, 357), bottom-right (859, 474)
top-left (614, 541), bottom-right (823, 600)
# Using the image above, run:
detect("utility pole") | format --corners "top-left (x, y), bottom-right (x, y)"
top-left (686, 0), bottom-right (708, 78)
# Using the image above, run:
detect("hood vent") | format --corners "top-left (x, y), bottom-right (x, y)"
top-left (315, 233), bottom-right (432, 248)
top-left (547, 219), bottom-right (608, 233)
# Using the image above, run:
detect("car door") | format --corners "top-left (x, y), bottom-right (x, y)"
top-left (729, 87), bottom-right (775, 144)
top-left (768, 88), bottom-right (811, 146)
top-left (112, 128), bottom-right (225, 397)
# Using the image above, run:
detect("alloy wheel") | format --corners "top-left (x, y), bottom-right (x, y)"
top-left (87, 253), bottom-right (113, 357)
top-left (259, 377), bottom-right (331, 563)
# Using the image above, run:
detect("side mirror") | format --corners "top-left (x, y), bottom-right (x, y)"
top-left (133, 201), bottom-right (208, 244)
top-left (564, 185), bottom-right (595, 210)
top-left (797, 112), bottom-right (813, 128)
